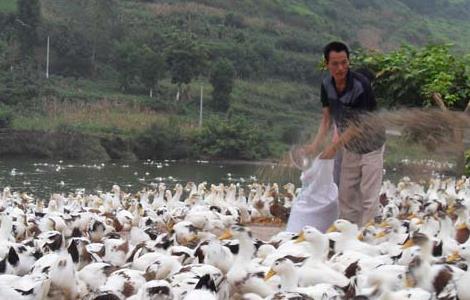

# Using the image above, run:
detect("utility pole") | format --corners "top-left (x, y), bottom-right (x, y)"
top-left (199, 85), bottom-right (204, 127)
top-left (46, 35), bottom-right (50, 79)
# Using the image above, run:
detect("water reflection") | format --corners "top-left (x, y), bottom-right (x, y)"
top-left (0, 157), bottom-right (448, 198)
top-left (0, 158), bottom-right (291, 198)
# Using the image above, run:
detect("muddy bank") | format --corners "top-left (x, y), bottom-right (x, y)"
top-left (0, 129), bottom-right (136, 161)
top-left (0, 129), bottom-right (265, 163)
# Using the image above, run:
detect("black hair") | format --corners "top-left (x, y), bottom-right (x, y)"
top-left (323, 41), bottom-right (350, 62)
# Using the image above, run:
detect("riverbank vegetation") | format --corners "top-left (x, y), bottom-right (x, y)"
top-left (1, 0), bottom-right (469, 173)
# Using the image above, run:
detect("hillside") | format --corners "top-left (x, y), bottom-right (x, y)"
top-left (1, 0), bottom-right (470, 160)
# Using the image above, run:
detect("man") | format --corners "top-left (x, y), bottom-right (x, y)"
top-left (305, 41), bottom-right (386, 226)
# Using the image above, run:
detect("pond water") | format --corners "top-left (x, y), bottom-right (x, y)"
top-left (0, 158), bottom-right (297, 198)
top-left (0, 157), bottom-right (451, 198)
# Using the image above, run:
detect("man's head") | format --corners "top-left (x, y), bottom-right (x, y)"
top-left (323, 41), bottom-right (350, 83)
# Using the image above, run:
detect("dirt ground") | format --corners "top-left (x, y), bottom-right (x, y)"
top-left (248, 224), bottom-right (284, 240)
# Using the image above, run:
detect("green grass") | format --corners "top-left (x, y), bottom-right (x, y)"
top-left (384, 135), bottom-right (457, 167)
top-left (424, 18), bottom-right (470, 50)
top-left (17, 75), bottom-right (321, 145)
top-left (0, 0), bottom-right (16, 13)
top-left (4, 0), bottom-right (470, 161)
top-left (11, 109), bottom-right (173, 137)
top-left (287, 3), bottom-right (315, 17)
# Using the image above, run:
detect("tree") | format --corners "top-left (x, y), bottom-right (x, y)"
top-left (140, 46), bottom-right (165, 97)
top-left (209, 59), bottom-right (235, 112)
top-left (0, 62), bottom-right (40, 106)
top-left (16, 0), bottom-right (41, 58)
top-left (355, 44), bottom-right (470, 174)
top-left (114, 41), bottom-right (140, 91)
top-left (165, 34), bottom-right (207, 101)
top-left (47, 24), bottom-right (93, 77)
top-left (224, 13), bottom-right (245, 28)
top-left (193, 116), bottom-right (272, 160)
top-left (88, 0), bottom-right (119, 70)
top-left (355, 44), bottom-right (470, 109)
top-left (65, 0), bottom-right (119, 74)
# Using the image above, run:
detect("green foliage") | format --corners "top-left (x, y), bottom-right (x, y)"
top-left (275, 36), bottom-right (323, 53)
top-left (114, 40), bottom-right (141, 91)
top-left (0, 62), bottom-right (41, 106)
top-left (113, 41), bottom-right (167, 95)
top-left (399, 0), bottom-right (470, 20)
top-left (165, 34), bottom-right (208, 88)
top-left (133, 118), bottom-right (190, 159)
top-left (17, 0), bottom-right (40, 58)
top-left (86, 0), bottom-right (120, 65)
top-left (3, 0), bottom-right (470, 161)
top-left (140, 46), bottom-right (165, 96)
top-left (224, 12), bottom-right (245, 28)
top-left (193, 116), bottom-right (272, 160)
top-left (47, 24), bottom-right (93, 77)
top-left (0, 11), bottom-right (16, 41)
top-left (0, 0), bottom-right (17, 13)
top-left (280, 123), bottom-right (304, 145)
top-left (355, 44), bottom-right (470, 109)
top-left (210, 59), bottom-right (235, 112)
top-left (0, 39), bottom-right (8, 64)
top-left (0, 103), bottom-right (12, 128)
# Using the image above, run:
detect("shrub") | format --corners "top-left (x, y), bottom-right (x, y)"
top-left (210, 59), bottom-right (235, 112)
top-left (0, 63), bottom-right (41, 106)
top-left (280, 123), bottom-right (304, 145)
top-left (133, 118), bottom-right (190, 159)
top-left (193, 116), bottom-right (272, 160)
top-left (224, 12), bottom-right (245, 28)
top-left (0, 104), bottom-right (12, 128)
top-left (355, 44), bottom-right (470, 109)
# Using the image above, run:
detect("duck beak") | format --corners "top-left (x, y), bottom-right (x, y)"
top-left (405, 273), bottom-right (416, 288)
top-left (294, 231), bottom-right (305, 243)
top-left (326, 225), bottom-right (338, 233)
top-left (166, 219), bottom-right (175, 231)
top-left (378, 221), bottom-right (389, 228)
top-left (447, 251), bottom-right (461, 263)
top-left (401, 239), bottom-right (415, 249)
top-left (186, 235), bottom-right (198, 243)
top-left (218, 230), bottom-right (233, 240)
top-left (264, 269), bottom-right (276, 281)
top-left (374, 231), bottom-right (387, 239)
top-left (446, 205), bottom-right (456, 215)
top-left (357, 233), bottom-right (365, 241)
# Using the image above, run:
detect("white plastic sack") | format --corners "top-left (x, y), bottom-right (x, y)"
top-left (286, 156), bottom-right (339, 233)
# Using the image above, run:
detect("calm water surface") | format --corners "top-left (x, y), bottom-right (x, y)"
top-left (0, 157), bottom-right (437, 199)
top-left (0, 158), bottom-right (295, 198)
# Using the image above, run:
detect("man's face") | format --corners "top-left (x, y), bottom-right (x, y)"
top-left (326, 51), bottom-right (349, 82)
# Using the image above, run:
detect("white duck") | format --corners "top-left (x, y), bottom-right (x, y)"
top-left (219, 225), bottom-right (275, 298)
top-left (327, 219), bottom-right (382, 257)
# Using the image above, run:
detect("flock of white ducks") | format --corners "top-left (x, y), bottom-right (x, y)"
top-left (0, 176), bottom-right (468, 300)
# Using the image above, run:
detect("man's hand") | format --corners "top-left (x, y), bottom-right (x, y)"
top-left (320, 143), bottom-right (337, 159)
top-left (302, 142), bottom-right (318, 156)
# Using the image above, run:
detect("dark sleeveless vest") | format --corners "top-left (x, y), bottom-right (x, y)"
top-left (322, 71), bottom-right (385, 154)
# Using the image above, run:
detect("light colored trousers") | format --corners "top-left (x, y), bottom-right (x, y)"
top-left (338, 145), bottom-right (384, 226)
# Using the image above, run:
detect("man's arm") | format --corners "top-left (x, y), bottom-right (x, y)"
top-left (320, 124), bottom-right (361, 159)
top-left (304, 107), bottom-right (332, 155)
